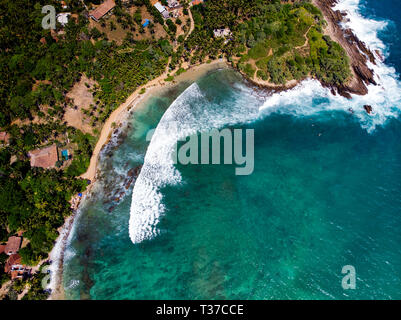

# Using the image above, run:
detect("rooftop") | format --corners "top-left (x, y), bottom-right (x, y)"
top-left (4, 254), bottom-right (22, 273)
top-left (154, 2), bottom-right (166, 13)
top-left (28, 144), bottom-right (58, 169)
top-left (4, 236), bottom-right (22, 255)
top-left (89, 0), bottom-right (116, 21)
top-left (192, 0), bottom-right (203, 6)
top-left (57, 13), bottom-right (71, 26)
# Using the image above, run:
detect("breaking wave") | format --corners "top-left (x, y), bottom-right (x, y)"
top-left (129, 82), bottom-right (261, 243)
top-left (129, 0), bottom-right (401, 244)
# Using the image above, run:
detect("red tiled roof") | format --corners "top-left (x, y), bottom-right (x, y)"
top-left (28, 144), bottom-right (58, 169)
top-left (5, 254), bottom-right (22, 273)
top-left (4, 236), bottom-right (22, 255)
top-left (90, 0), bottom-right (116, 20)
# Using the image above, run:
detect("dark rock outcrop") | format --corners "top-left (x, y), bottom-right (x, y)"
top-left (312, 0), bottom-right (377, 97)
top-left (364, 105), bottom-right (373, 114)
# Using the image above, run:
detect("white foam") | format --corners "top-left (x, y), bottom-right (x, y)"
top-left (47, 213), bottom-right (76, 293)
top-left (129, 0), bottom-right (401, 244)
top-left (260, 0), bottom-right (401, 132)
top-left (129, 82), bottom-right (260, 243)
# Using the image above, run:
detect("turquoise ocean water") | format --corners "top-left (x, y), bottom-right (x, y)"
top-left (60, 0), bottom-right (401, 299)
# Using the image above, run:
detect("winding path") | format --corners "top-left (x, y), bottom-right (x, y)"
top-left (185, 8), bottom-right (195, 41)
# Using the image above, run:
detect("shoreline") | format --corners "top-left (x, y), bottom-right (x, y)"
top-left (80, 59), bottom-right (229, 184)
top-left (311, 0), bottom-right (378, 97)
top-left (48, 59), bottom-right (229, 300)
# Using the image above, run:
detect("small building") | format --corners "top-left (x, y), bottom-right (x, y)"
top-left (61, 149), bottom-right (69, 161)
top-left (142, 19), bottom-right (150, 28)
top-left (191, 0), bottom-right (203, 6)
top-left (167, 0), bottom-right (180, 8)
top-left (57, 13), bottom-right (71, 26)
top-left (4, 236), bottom-right (22, 256)
top-left (89, 0), bottom-right (116, 22)
top-left (28, 144), bottom-right (59, 169)
top-left (4, 254), bottom-right (28, 279)
top-left (154, 2), bottom-right (170, 19)
top-left (0, 131), bottom-right (10, 145)
top-left (213, 28), bottom-right (231, 38)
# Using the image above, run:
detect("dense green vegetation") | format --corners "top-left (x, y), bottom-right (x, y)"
top-left (185, 0), bottom-right (351, 85)
top-left (0, 1), bottom-right (172, 299)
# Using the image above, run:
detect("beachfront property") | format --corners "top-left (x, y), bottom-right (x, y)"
top-left (154, 2), bottom-right (170, 19)
top-left (89, 0), bottom-right (116, 22)
top-left (1, 235), bottom-right (30, 280)
top-left (4, 254), bottom-right (29, 280)
top-left (28, 144), bottom-right (59, 169)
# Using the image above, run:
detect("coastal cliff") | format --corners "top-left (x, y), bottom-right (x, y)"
top-left (312, 0), bottom-right (377, 97)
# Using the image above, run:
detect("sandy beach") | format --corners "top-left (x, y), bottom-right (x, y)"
top-left (48, 59), bottom-right (229, 300)
top-left (48, 1), bottom-right (377, 297)
top-left (80, 59), bottom-right (229, 184)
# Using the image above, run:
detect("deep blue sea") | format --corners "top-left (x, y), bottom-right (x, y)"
top-left (58, 0), bottom-right (401, 299)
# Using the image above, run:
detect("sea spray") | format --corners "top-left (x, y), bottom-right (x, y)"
top-left (129, 81), bottom-right (262, 244)
top-left (47, 212), bottom-right (79, 296)
top-left (259, 0), bottom-right (401, 132)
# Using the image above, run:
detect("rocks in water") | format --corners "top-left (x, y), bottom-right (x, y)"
top-left (348, 107), bottom-right (354, 114)
top-left (315, 0), bottom-right (377, 97)
top-left (124, 165), bottom-right (143, 190)
top-left (127, 167), bottom-right (136, 177)
top-left (364, 105), bottom-right (373, 114)
top-left (375, 49), bottom-right (385, 62)
top-left (103, 165), bottom-right (144, 213)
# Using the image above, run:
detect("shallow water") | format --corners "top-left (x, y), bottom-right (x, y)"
top-left (62, 0), bottom-right (401, 299)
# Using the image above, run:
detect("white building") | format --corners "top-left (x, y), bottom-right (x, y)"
top-left (57, 13), bottom-right (71, 26)
top-left (167, 0), bottom-right (180, 8)
top-left (154, 2), bottom-right (170, 19)
top-left (213, 28), bottom-right (231, 38)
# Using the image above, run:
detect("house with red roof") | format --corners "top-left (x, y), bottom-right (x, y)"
top-left (28, 144), bottom-right (59, 169)
top-left (89, 0), bottom-right (116, 22)
top-left (4, 254), bottom-right (28, 280)
top-left (4, 236), bottom-right (22, 256)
